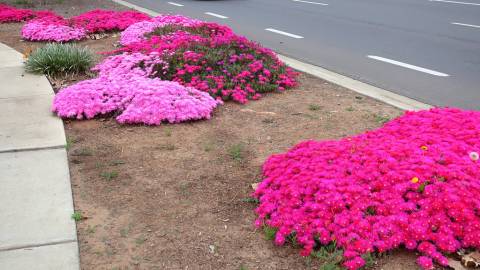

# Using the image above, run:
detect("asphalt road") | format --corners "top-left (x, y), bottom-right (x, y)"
top-left (125, 0), bottom-right (480, 109)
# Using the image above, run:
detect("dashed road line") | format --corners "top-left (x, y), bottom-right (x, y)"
top-left (265, 28), bottom-right (304, 39)
top-left (451, 22), bottom-right (480, 28)
top-left (167, 2), bottom-right (184, 7)
top-left (429, 0), bottom-right (480, 6)
top-left (292, 0), bottom-right (329, 5)
top-left (367, 55), bottom-right (449, 77)
top-left (205, 12), bottom-right (229, 19)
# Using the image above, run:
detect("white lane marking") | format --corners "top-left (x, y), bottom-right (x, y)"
top-left (292, 0), bottom-right (328, 5)
top-left (451, 22), bottom-right (480, 28)
top-left (429, 0), bottom-right (480, 6)
top-left (367, 55), bottom-right (449, 77)
top-left (167, 2), bottom-right (184, 7)
top-left (205, 12), bottom-right (229, 19)
top-left (265, 28), bottom-right (304, 39)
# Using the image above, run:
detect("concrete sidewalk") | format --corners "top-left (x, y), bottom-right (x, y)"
top-left (0, 43), bottom-right (80, 270)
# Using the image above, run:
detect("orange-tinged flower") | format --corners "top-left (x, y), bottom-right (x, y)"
top-left (421, 145), bottom-right (428, 151)
top-left (411, 177), bottom-right (419, 183)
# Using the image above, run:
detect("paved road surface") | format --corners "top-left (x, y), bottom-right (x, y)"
top-left (125, 0), bottom-right (480, 109)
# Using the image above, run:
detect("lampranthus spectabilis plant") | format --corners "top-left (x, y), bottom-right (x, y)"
top-left (52, 75), bottom-right (220, 125)
top-left (254, 108), bottom-right (480, 270)
top-left (0, 4), bottom-right (57, 23)
top-left (112, 19), bottom-right (298, 103)
top-left (0, 4), bottom-right (149, 42)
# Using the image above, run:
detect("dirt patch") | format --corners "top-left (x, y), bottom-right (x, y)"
top-left (64, 72), bottom-right (404, 270)
top-left (0, 2), bottom-right (431, 269)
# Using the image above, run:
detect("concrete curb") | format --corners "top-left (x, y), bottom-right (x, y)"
top-left (278, 55), bottom-right (433, 111)
top-left (0, 43), bottom-right (80, 270)
top-left (111, 0), bottom-right (432, 111)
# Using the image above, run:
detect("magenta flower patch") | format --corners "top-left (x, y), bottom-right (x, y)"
top-left (0, 4), bottom-right (150, 42)
top-left (71, 9), bottom-right (150, 34)
top-left (254, 108), bottom-right (480, 269)
top-left (21, 17), bottom-right (87, 42)
top-left (52, 75), bottom-right (219, 125)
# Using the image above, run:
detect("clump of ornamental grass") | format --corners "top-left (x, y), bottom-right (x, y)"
top-left (25, 43), bottom-right (94, 77)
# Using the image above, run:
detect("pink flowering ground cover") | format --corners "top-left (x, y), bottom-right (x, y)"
top-left (71, 10), bottom-right (150, 34)
top-left (0, 4), bottom-right (149, 42)
top-left (112, 19), bottom-right (298, 103)
top-left (21, 16), bottom-right (87, 42)
top-left (52, 75), bottom-right (220, 125)
top-left (52, 51), bottom-right (220, 125)
top-left (0, 4), bottom-right (57, 23)
top-left (254, 108), bottom-right (480, 270)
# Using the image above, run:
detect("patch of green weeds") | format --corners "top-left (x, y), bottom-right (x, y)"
top-left (158, 143), bottom-right (176, 151)
top-left (241, 197), bottom-right (259, 204)
top-left (164, 127), bottom-right (172, 137)
top-left (263, 225), bottom-right (277, 240)
top-left (110, 160), bottom-right (125, 166)
top-left (308, 104), bottom-right (322, 111)
top-left (373, 114), bottom-right (391, 124)
top-left (71, 211), bottom-right (83, 221)
top-left (262, 118), bottom-right (275, 124)
top-left (135, 236), bottom-right (147, 245)
top-left (86, 225), bottom-right (96, 234)
top-left (100, 171), bottom-right (119, 181)
top-left (228, 144), bottom-right (244, 161)
top-left (311, 242), bottom-right (344, 270)
top-left (66, 137), bottom-right (74, 151)
top-left (346, 107), bottom-right (355, 112)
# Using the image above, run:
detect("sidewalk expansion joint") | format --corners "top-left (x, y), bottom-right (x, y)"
top-left (0, 239), bottom-right (77, 252)
top-left (0, 144), bottom-right (65, 154)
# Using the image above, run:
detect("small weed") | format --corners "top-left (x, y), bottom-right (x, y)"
top-left (158, 143), bottom-right (176, 151)
top-left (308, 104), bottom-right (322, 111)
top-left (164, 127), bottom-right (172, 137)
top-left (100, 171), bottom-right (119, 181)
top-left (319, 263), bottom-right (343, 270)
top-left (228, 144), bottom-right (244, 161)
top-left (239, 265), bottom-right (248, 270)
top-left (71, 211), bottom-right (83, 221)
top-left (373, 114), bottom-right (391, 124)
top-left (14, 0), bottom-right (33, 6)
top-left (135, 236), bottom-right (147, 245)
top-left (66, 137), bottom-right (74, 150)
top-left (71, 147), bottom-right (93, 156)
top-left (241, 197), bottom-right (259, 204)
top-left (311, 242), bottom-right (344, 270)
top-left (263, 225), bottom-right (277, 240)
top-left (346, 107), bottom-right (355, 112)
top-left (362, 252), bottom-right (376, 268)
top-left (120, 225), bottom-right (131, 237)
top-left (110, 160), bottom-right (125, 166)
top-left (262, 118), bottom-right (275, 124)
top-left (95, 162), bottom-right (105, 169)
top-left (204, 143), bottom-right (214, 152)
top-left (86, 225), bottom-right (96, 234)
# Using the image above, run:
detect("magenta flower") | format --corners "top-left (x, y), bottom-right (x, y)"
top-left (254, 108), bottom-right (480, 270)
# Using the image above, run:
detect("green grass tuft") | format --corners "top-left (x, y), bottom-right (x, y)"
top-left (25, 43), bottom-right (94, 77)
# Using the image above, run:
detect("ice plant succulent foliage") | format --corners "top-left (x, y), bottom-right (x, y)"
top-left (0, 4), bottom-right (149, 42)
top-left (116, 20), bottom-right (298, 103)
top-left (52, 76), bottom-right (219, 125)
top-left (71, 10), bottom-right (150, 34)
top-left (254, 108), bottom-right (480, 270)
top-left (0, 4), bottom-right (56, 23)
top-left (21, 16), bottom-right (87, 42)
top-left (52, 52), bottom-right (219, 125)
